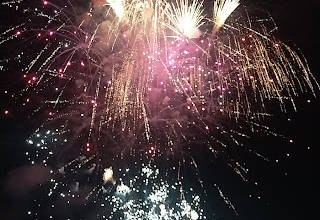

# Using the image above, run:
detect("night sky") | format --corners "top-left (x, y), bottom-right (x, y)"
top-left (0, 0), bottom-right (318, 219)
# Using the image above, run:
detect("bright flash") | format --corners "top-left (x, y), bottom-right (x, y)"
top-left (103, 167), bottom-right (114, 182)
top-left (107, 0), bottom-right (125, 19)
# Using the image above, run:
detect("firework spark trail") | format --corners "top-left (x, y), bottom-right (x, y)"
top-left (1, 0), bottom-right (23, 6)
top-left (0, 0), bottom-right (318, 219)
top-left (215, 183), bottom-right (238, 215)
top-left (213, 0), bottom-right (240, 34)
top-left (0, 24), bottom-right (26, 45)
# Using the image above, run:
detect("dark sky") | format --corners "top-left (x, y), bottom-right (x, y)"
top-left (0, 0), bottom-right (318, 219)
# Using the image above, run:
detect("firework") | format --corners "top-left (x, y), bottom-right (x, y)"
top-left (212, 0), bottom-right (240, 33)
top-left (0, 0), bottom-right (317, 219)
top-left (164, 0), bottom-right (204, 39)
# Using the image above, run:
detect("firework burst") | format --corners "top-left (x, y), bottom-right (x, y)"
top-left (0, 0), bottom-right (317, 218)
top-left (164, 0), bottom-right (204, 39)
